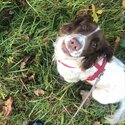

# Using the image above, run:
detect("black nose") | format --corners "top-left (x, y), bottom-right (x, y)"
top-left (68, 38), bottom-right (81, 51)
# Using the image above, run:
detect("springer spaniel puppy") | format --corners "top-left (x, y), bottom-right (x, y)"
top-left (54, 15), bottom-right (125, 124)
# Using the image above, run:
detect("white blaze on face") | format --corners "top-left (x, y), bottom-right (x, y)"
top-left (63, 26), bottom-right (100, 57)
top-left (54, 26), bottom-right (100, 59)
top-left (64, 34), bottom-right (86, 57)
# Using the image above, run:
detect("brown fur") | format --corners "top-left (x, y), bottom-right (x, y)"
top-left (81, 31), bottom-right (113, 69)
top-left (59, 15), bottom-right (113, 69)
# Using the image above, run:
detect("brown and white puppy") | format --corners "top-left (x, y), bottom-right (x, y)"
top-left (54, 15), bottom-right (125, 124)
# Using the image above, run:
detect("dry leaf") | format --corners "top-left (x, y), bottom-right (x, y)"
top-left (3, 97), bottom-right (13, 116)
top-left (28, 73), bottom-right (35, 80)
top-left (93, 121), bottom-right (101, 125)
top-left (115, 36), bottom-right (121, 44)
top-left (21, 72), bottom-right (36, 87)
top-left (20, 55), bottom-right (31, 69)
top-left (96, 10), bottom-right (103, 15)
top-left (114, 36), bottom-right (121, 52)
top-left (122, 0), bottom-right (125, 7)
top-left (92, 4), bottom-right (96, 13)
top-left (34, 89), bottom-right (45, 96)
top-left (92, 12), bottom-right (99, 23)
top-left (91, 4), bottom-right (99, 23)
top-left (20, 54), bottom-right (35, 69)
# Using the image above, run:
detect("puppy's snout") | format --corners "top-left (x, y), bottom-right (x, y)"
top-left (68, 38), bottom-right (81, 51)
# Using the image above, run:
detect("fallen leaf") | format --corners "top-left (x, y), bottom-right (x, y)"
top-left (34, 89), bottom-right (45, 96)
top-left (91, 4), bottom-right (99, 23)
top-left (21, 72), bottom-right (36, 85)
top-left (92, 12), bottom-right (99, 23)
top-left (93, 121), bottom-right (102, 125)
top-left (20, 53), bottom-right (35, 69)
top-left (96, 10), bottom-right (103, 15)
top-left (92, 4), bottom-right (96, 13)
top-left (3, 97), bottom-right (13, 116)
top-left (122, 0), bottom-right (125, 7)
top-left (28, 73), bottom-right (35, 80)
top-left (114, 36), bottom-right (120, 52)
top-left (20, 55), bottom-right (31, 69)
top-left (115, 36), bottom-right (121, 44)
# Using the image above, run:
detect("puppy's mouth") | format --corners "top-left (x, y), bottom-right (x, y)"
top-left (62, 41), bottom-right (71, 56)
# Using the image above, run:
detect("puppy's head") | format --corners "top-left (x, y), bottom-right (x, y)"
top-left (54, 15), bottom-right (113, 69)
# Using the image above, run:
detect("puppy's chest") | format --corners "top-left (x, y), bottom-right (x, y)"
top-left (57, 62), bottom-right (82, 82)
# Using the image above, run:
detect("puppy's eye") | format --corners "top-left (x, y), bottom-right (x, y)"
top-left (91, 40), bottom-right (97, 48)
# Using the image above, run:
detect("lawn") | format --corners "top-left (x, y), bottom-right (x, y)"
top-left (0, 0), bottom-right (125, 125)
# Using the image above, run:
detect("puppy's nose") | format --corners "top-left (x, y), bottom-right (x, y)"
top-left (68, 38), bottom-right (81, 51)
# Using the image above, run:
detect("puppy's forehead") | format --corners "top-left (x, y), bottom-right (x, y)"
top-left (60, 16), bottom-right (99, 36)
top-left (63, 26), bottom-right (100, 43)
top-left (72, 17), bottom-right (98, 34)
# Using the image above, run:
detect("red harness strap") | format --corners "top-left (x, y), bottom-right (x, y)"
top-left (87, 58), bottom-right (107, 81)
top-left (58, 60), bottom-right (76, 68)
top-left (58, 58), bottom-right (107, 81)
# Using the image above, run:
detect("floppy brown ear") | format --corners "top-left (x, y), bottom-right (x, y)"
top-left (82, 42), bottom-right (113, 69)
top-left (59, 23), bottom-right (75, 36)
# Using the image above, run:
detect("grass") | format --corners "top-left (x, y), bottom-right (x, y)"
top-left (0, 0), bottom-right (125, 125)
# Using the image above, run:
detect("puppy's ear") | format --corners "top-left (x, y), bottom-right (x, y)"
top-left (59, 23), bottom-right (75, 36)
top-left (101, 43), bottom-right (113, 62)
top-left (82, 41), bottom-right (113, 70)
top-left (81, 32), bottom-right (113, 69)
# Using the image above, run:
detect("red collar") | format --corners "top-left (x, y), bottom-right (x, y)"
top-left (87, 58), bottom-right (107, 81)
top-left (58, 60), bottom-right (76, 68)
top-left (58, 58), bottom-right (107, 81)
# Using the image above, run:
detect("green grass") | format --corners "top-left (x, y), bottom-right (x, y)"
top-left (0, 0), bottom-right (125, 125)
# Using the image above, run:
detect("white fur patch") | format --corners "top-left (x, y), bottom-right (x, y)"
top-left (54, 25), bottom-right (125, 124)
